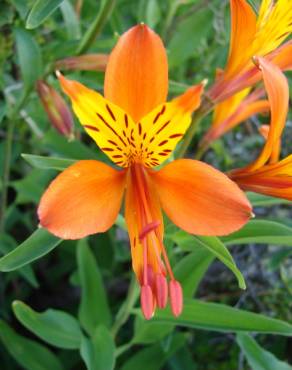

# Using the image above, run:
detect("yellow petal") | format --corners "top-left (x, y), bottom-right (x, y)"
top-left (135, 83), bottom-right (204, 167)
top-left (58, 73), bottom-right (137, 167)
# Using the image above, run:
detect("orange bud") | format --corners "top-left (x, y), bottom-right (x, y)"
top-left (55, 54), bottom-right (109, 72)
top-left (36, 80), bottom-right (73, 137)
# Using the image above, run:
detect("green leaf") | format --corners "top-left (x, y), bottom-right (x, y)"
top-left (148, 298), bottom-right (292, 336)
top-left (133, 316), bottom-right (174, 345)
top-left (92, 325), bottom-right (115, 370)
top-left (247, 192), bottom-right (291, 206)
top-left (145, 0), bottom-right (161, 28)
top-left (122, 333), bottom-right (186, 370)
top-left (26, 0), bottom-right (64, 29)
top-left (0, 233), bottom-right (38, 287)
top-left (171, 232), bottom-right (246, 289)
top-left (22, 153), bottom-right (76, 171)
top-left (174, 249), bottom-right (214, 297)
top-left (15, 28), bottom-right (42, 90)
top-left (80, 326), bottom-right (115, 370)
top-left (77, 239), bottom-right (111, 334)
top-left (43, 130), bottom-right (102, 160)
top-left (236, 333), bottom-right (292, 370)
top-left (0, 319), bottom-right (64, 370)
top-left (222, 220), bottom-right (292, 246)
top-left (168, 8), bottom-right (213, 68)
top-left (0, 228), bottom-right (62, 271)
top-left (60, 0), bottom-right (81, 40)
top-left (13, 301), bottom-right (82, 349)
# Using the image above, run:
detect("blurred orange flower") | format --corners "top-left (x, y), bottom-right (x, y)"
top-left (38, 24), bottom-right (252, 319)
top-left (208, 0), bottom-right (292, 103)
top-left (229, 57), bottom-right (292, 200)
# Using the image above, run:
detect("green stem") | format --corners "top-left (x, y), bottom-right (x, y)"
top-left (175, 110), bottom-right (204, 159)
top-left (76, 0), bottom-right (116, 55)
top-left (111, 273), bottom-right (139, 338)
top-left (0, 90), bottom-right (31, 232)
top-left (176, 95), bottom-right (215, 159)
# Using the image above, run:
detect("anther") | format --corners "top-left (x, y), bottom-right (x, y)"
top-left (155, 273), bottom-right (168, 309)
top-left (169, 280), bottom-right (183, 317)
top-left (141, 285), bottom-right (154, 320)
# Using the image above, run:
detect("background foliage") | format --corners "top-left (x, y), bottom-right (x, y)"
top-left (0, 0), bottom-right (291, 369)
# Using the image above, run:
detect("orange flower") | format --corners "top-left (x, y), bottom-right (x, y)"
top-left (208, 0), bottom-right (292, 103)
top-left (229, 57), bottom-right (292, 200)
top-left (200, 87), bottom-right (269, 150)
top-left (38, 24), bottom-right (252, 319)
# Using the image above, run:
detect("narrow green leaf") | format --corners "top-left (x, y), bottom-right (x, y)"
top-left (15, 28), bottom-right (42, 90)
top-left (0, 233), bottom-right (38, 287)
top-left (122, 333), bottom-right (186, 370)
top-left (0, 319), bottom-right (64, 370)
top-left (60, 0), bottom-right (81, 40)
top-left (80, 326), bottom-right (115, 370)
top-left (172, 232), bottom-right (246, 289)
top-left (26, 0), bottom-right (64, 29)
top-left (13, 301), bottom-right (82, 349)
top-left (77, 239), bottom-right (111, 334)
top-left (80, 336), bottom-right (94, 370)
top-left (168, 8), bottom-right (213, 68)
top-left (92, 325), bottom-right (115, 370)
top-left (43, 130), bottom-right (102, 160)
top-left (174, 249), bottom-right (214, 297)
top-left (247, 192), bottom-right (291, 206)
top-left (222, 220), bottom-right (292, 246)
top-left (0, 228), bottom-right (62, 271)
top-left (237, 333), bottom-right (292, 370)
top-left (148, 299), bottom-right (292, 336)
top-left (22, 153), bottom-right (76, 171)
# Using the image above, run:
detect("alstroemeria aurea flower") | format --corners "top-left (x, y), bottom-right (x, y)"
top-left (38, 24), bottom-right (252, 319)
top-left (208, 0), bottom-right (292, 103)
top-left (200, 87), bottom-right (269, 151)
top-left (229, 57), bottom-right (292, 200)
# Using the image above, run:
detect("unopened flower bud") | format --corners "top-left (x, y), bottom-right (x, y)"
top-left (36, 80), bottom-right (73, 138)
top-left (55, 54), bottom-right (109, 72)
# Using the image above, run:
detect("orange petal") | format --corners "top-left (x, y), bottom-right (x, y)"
top-left (246, 57), bottom-right (289, 171)
top-left (38, 160), bottom-right (126, 239)
top-left (104, 24), bottom-right (168, 122)
top-left (203, 89), bottom-right (269, 146)
top-left (150, 159), bottom-right (252, 236)
top-left (225, 0), bottom-right (256, 77)
top-left (229, 155), bottom-right (292, 200)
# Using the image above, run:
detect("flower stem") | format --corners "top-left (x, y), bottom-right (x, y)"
top-left (111, 273), bottom-right (139, 338)
top-left (176, 96), bottom-right (214, 159)
top-left (0, 90), bottom-right (30, 232)
top-left (76, 0), bottom-right (116, 55)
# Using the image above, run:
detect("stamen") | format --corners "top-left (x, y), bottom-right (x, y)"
top-left (155, 273), bottom-right (168, 309)
top-left (169, 280), bottom-right (183, 317)
top-left (139, 220), bottom-right (161, 241)
top-left (155, 233), bottom-right (175, 281)
top-left (141, 285), bottom-right (154, 320)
